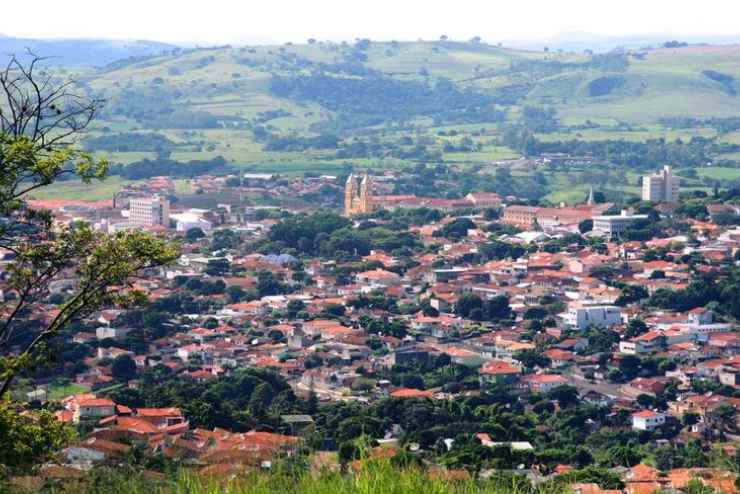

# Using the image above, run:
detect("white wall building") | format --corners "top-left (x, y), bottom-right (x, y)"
top-left (592, 210), bottom-right (649, 238)
top-left (560, 305), bottom-right (622, 331)
top-left (171, 211), bottom-right (213, 233)
top-left (642, 166), bottom-right (680, 203)
top-left (129, 195), bottom-right (170, 227)
top-left (632, 410), bottom-right (666, 430)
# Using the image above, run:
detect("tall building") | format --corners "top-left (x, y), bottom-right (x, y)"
top-left (642, 166), bottom-right (680, 203)
top-left (344, 172), bottom-right (375, 217)
top-left (129, 195), bottom-right (170, 227)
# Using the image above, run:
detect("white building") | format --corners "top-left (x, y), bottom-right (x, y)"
top-left (95, 326), bottom-right (130, 341)
top-left (592, 210), bottom-right (649, 238)
top-left (171, 211), bottom-right (213, 233)
top-left (129, 195), bottom-right (170, 227)
top-left (642, 166), bottom-right (680, 203)
top-left (619, 331), bottom-right (665, 355)
top-left (632, 410), bottom-right (666, 431)
top-left (560, 305), bottom-right (622, 331)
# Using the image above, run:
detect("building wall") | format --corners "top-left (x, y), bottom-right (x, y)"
top-left (130, 196), bottom-right (170, 226)
top-left (642, 166), bottom-right (679, 203)
top-left (344, 173), bottom-right (375, 217)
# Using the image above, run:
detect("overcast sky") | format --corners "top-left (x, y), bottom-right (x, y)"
top-left (1, 0), bottom-right (738, 44)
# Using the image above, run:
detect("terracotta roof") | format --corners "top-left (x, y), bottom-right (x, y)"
top-left (480, 360), bottom-right (521, 375)
top-left (390, 388), bottom-right (434, 399)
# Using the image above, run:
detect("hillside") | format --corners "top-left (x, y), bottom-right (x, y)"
top-left (0, 35), bottom-right (176, 66)
top-left (8, 39), bottom-right (734, 204)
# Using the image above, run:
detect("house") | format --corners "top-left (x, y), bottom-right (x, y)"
top-left (520, 374), bottom-right (568, 393)
top-left (95, 326), bottom-right (130, 340)
top-left (543, 348), bottom-right (579, 367)
top-left (622, 377), bottom-right (666, 398)
top-left (135, 407), bottom-right (185, 429)
top-left (619, 331), bottom-right (666, 355)
top-left (479, 360), bottom-right (521, 387)
top-left (355, 269), bottom-right (402, 289)
top-left (631, 410), bottom-right (666, 431)
top-left (64, 395), bottom-right (116, 423)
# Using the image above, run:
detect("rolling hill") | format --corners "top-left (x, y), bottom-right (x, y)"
top-left (0, 35), bottom-right (176, 66)
top-left (9, 39), bottom-right (738, 193)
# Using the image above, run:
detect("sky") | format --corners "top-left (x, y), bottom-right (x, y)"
top-left (0, 0), bottom-right (738, 45)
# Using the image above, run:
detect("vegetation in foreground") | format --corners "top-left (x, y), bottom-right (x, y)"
top-left (3, 459), bottom-right (565, 494)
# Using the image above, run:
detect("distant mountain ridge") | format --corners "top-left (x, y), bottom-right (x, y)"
top-left (0, 36), bottom-right (177, 66)
top-left (504, 32), bottom-right (740, 53)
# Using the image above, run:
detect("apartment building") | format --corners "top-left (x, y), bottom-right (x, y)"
top-left (642, 166), bottom-right (680, 203)
top-left (129, 195), bottom-right (170, 227)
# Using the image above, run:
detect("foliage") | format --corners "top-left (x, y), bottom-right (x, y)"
top-left (0, 400), bottom-right (73, 475)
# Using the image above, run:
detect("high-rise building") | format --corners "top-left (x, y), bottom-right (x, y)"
top-left (344, 172), bottom-right (375, 217)
top-left (642, 166), bottom-right (680, 203)
top-left (129, 195), bottom-right (170, 227)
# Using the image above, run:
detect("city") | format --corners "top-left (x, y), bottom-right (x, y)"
top-left (2, 3), bottom-right (740, 493)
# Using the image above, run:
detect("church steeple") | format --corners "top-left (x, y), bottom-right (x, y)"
top-left (587, 186), bottom-right (595, 206)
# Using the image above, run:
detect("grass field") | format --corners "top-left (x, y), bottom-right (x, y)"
top-left (47, 383), bottom-right (89, 401)
top-left (27, 176), bottom-right (133, 202)
top-left (696, 166), bottom-right (740, 181)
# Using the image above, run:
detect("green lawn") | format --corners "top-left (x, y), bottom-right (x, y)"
top-left (48, 382), bottom-right (90, 401)
top-left (696, 166), bottom-right (740, 181)
top-left (26, 176), bottom-right (133, 201)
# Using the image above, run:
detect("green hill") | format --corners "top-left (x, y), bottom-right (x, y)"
top-left (50, 40), bottom-right (740, 176)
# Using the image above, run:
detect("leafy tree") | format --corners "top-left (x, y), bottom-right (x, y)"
top-left (0, 400), bottom-right (72, 473)
top-left (513, 349), bottom-right (551, 370)
top-left (287, 299), bottom-right (306, 318)
top-left (547, 385), bottom-right (580, 408)
top-left (225, 285), bottom-right (248, 304)
top-left (112, 354), bottom-right (138, 381)
top-left (0, 57), bottom-right (178, 397)
top-left (616, 286), bottom-right (649, 306)
top-left (205, 258), bottom-right (230, 276)
top-left (578, 219), bottom-right (594, 233)
top-left (713, 404), bottom-right (737, 437)
top-left (624, 318), bottom-right (648, 338)
top-left (454, 294), bottom-right (483, 319)
top-left (184, 227), bottom-right (206, 242)
top-left (433, 217), bottom-right (476, 240)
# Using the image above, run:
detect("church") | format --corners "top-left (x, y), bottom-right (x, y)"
top-left (343, 172), bottom-right (375, 217)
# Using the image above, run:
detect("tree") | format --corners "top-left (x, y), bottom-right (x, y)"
top-left (484, 295), bottom-right (512, 321)
top-left (513, 349), bottom-right (550, 370)
top-left (225, 285), bottom-right (247, 304)
top-left (184, 227), bottom-right (205, 242)
top-left (454, 294), bottom-right (483, 319)
top-left (112, 354), bottom-right (138, 381)
top-left (547, 385), bottom-right (579, 408)
top-left (205, 258), bottom-right (230, 276)
top-left (0, 56), bottom-right (179, 397)
top-left (287, 299), bottom-right (306, 318)
top-left (616, 286), bottom-right (649, 307)
top-left (0, 400), bottom-right (72, 473)
top-left (713, 404), bottom-right (737, 438)
top-left (624, 318), bottom-right (648, 338)
top-left (578, 219), bottom-right (594, 234)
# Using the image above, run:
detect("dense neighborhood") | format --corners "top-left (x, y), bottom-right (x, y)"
top-left (5, 164), bottom-right (740, 493)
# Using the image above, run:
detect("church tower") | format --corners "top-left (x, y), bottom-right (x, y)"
top-left (344, 174), bottom-right (356, 217)
top-left (343, 172), bottom-right (375, 217)
top-left (360, 173), bottom-right (372, 213)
